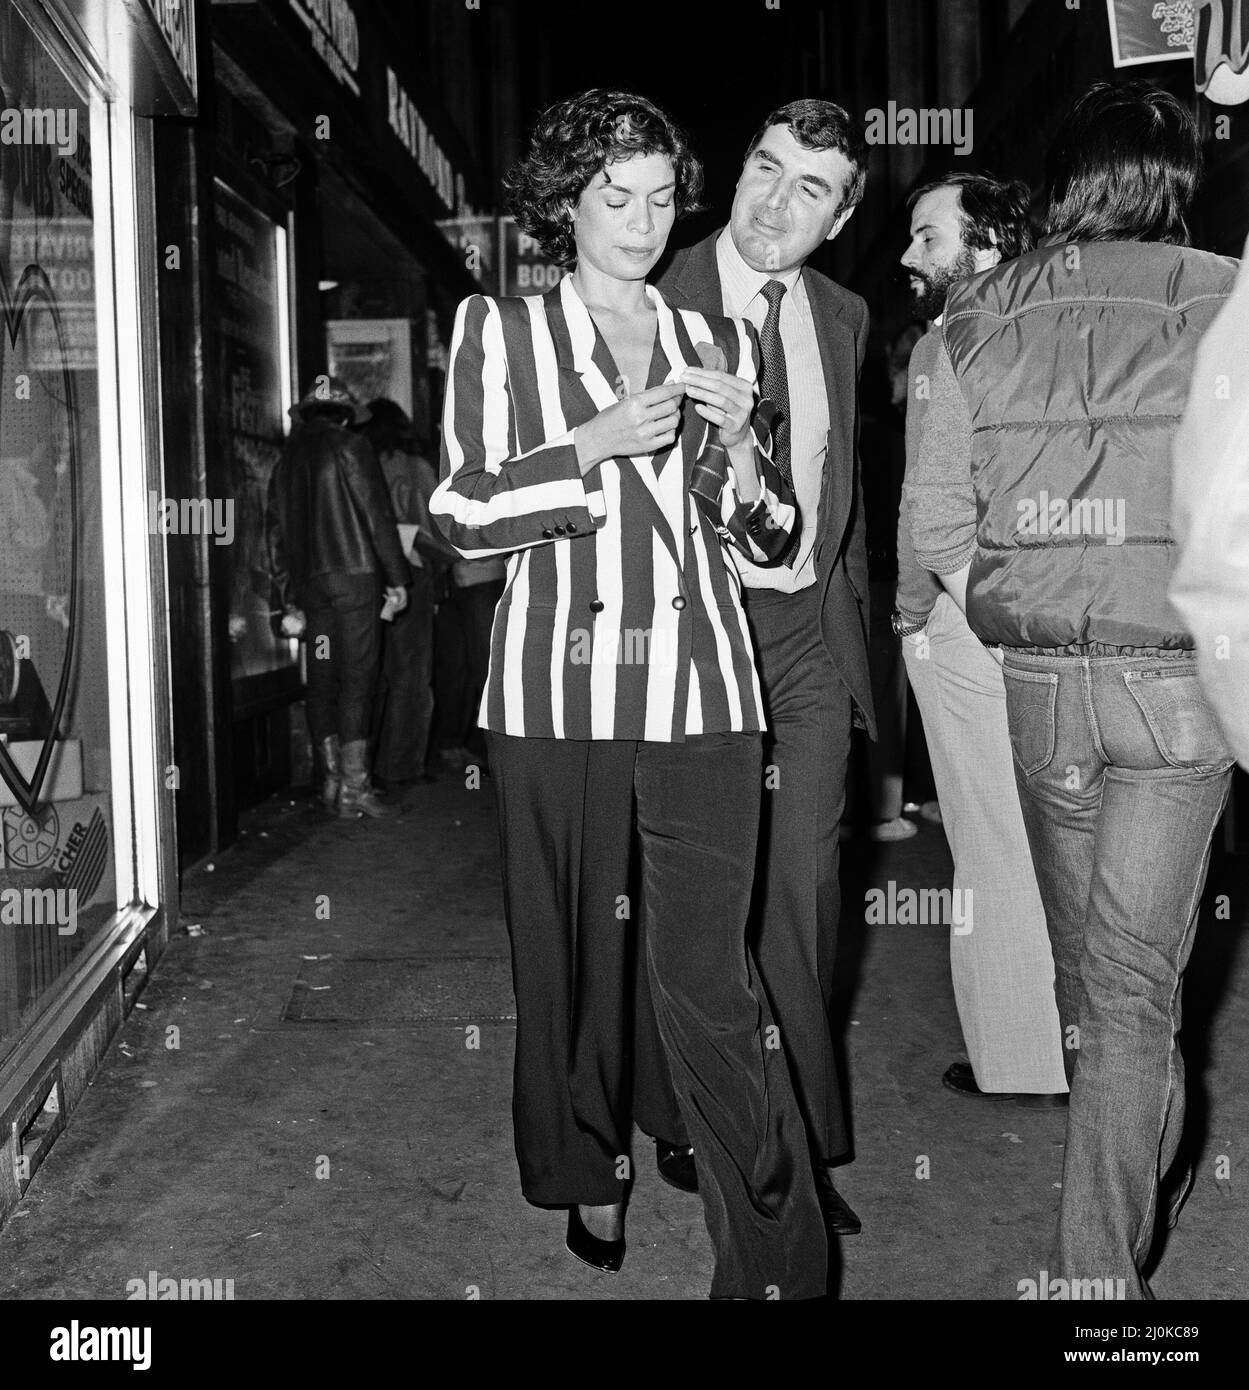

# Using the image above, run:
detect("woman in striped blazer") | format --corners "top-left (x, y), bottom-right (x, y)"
top-left (430, 89), bottom-right (825, 1300)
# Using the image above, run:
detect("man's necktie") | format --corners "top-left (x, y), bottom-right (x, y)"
top-left (759, 279), bottom-right (791, 486)
top-left (758, 279), bottom-right (800, 566)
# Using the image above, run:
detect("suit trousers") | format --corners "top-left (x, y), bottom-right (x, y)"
top-left (372, 568), bottom-right (436, 782)
top-left (433, 580), bottom-right (504, 757)
top-left (901, 593), bottom-right (1067, 1093)
top-left (742, 584), bottom-right (852, 1165)
top-left (489, 729), bottom-right (827, 1299)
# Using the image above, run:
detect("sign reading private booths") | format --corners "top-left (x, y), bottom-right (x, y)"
top-left (499, 217), bottom-right (566, 297)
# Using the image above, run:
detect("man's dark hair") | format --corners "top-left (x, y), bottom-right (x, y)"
top-left (1044, 80), bottom-right (1200, 245)
top-left (361, 398), bottom-right (419, 456)
top-left (505, 88), bottom-right (703, 268)
top-left (907, 172), bottom-right (1034, 262)
top-left (301, 402), bottom-right (353, 427)
top-left (745, 99), bottom-right (868, 213)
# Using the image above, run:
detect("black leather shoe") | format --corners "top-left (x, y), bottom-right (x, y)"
top-left (942, 1060), bottom-right (1069, 1108)
top-left (565, 1206), bottom-right (625, 1274)
top-left (814, 1167), bottom-right (862, 1236)
top-left (656, 1141), bottom-right (698, 1194)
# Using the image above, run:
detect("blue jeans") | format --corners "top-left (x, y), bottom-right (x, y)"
top-left (1002, 652), bottom-right (1233, 1299)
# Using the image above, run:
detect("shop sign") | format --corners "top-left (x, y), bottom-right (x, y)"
top-left (1195, 0), bottom-right (1249, 101)
top-left (498, 217), bottom-right (567, 297)
top-left (289, 0), bottom-right (361, 95)
top-left (384, 65), bottom-right (484, 223)
top-left (139, 0), bottom-right (197, 97)
top-left (1106, 0), bottom-right (1195, 65)
top-left (436, 214), bottom-right (496, 291)
top-left (6, 220), bottom-right (95, 371)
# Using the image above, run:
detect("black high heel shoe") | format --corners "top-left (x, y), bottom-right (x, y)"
top-left (565, 1205), bottom-right (626, 1274)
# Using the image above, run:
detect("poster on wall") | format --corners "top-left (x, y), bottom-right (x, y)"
top-left (326, 318), bottom-right (414, 418)
top-left (1106, 0), bottom-right (1196, 64)
top-left (211, 179), bottom-right (296, 683)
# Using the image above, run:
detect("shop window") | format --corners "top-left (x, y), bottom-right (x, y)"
top-left (211, 179), bottom-right (298, 686)
top-left (0, 6), bottom-right (114, 1062)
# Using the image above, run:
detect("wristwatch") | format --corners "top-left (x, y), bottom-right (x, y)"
top-left (891, 609), bottom-right (928, 638)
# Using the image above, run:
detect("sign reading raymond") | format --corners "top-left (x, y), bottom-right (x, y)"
top-left (1106, 0), bottom-right (1196, 65)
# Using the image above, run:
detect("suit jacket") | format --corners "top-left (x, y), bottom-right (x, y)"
top-left (657, 230), bottom-right (876, 737)
top-left (430, 276), bottom-right (797, 742)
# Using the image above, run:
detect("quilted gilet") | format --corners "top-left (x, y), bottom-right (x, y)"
top-left (943, 239), bottom-right (1237, 650)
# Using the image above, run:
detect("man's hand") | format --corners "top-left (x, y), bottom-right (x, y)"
top-left (679, 366), bottom-right (754, 449)
top-left (574, 382), bottom-right (687, 473)
top-left (279, 606), bottom-right (306, 639)
top-left (383, 585), bottom-right (409, 616)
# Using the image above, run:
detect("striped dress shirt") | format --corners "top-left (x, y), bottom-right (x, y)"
top-left (430, 276), bottom-right (797, 742)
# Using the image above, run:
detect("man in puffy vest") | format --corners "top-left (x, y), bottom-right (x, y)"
top-left (908, 80), bottom-right (1237, 1299)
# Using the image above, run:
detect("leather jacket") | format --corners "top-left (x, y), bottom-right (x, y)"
top-left (267, 418), bottom-right (410, 607)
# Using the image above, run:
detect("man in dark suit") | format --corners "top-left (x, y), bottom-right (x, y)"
top-left (657, 99), bottom-right (874, 1235)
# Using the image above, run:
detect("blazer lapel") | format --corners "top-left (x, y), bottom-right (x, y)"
top-left (550, 277), bottom-right (686, 571)
top-left (664, 231), bottom-right (726, 314)
top-left (804, 267), bottom-right (856, 552)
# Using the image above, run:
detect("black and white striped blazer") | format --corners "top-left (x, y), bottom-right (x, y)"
top-left (430, 275), bottom-right (797, 742)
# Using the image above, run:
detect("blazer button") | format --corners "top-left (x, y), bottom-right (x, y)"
top-left (541, 528), bottom-right (554, 539)
top-left (671, 595), bottom-right (687, 611)
top-left (566, 522), bottom-right (577, 533)
top-left (589, 599), bottom-right (605, 613)
top-left (554, 524), bottom-right (566, 536)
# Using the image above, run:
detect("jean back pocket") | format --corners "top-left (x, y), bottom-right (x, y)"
top-left (1122, 668), bottom-right (1233, 770)
top-left (1003, 666), bottom-right (1058, 777)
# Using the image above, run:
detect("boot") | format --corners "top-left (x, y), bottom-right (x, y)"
top-left (316, 735), bottom-right (342, 813)
top-left (337, 739), bottom-right (397, 819)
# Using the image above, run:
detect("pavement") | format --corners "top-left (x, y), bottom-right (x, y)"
top-left (0, 768), bottom-right (1245, 1302)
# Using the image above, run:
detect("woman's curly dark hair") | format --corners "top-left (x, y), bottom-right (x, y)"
top-left (505, 89), bottom-right (704, 268)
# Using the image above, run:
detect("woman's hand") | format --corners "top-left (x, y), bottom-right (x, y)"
top-left (574, 382), bottom-right (687, 474)
top-left (679, 367), bottom-right (754, 449)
